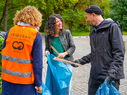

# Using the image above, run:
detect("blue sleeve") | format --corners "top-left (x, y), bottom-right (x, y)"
top-left (2, 29), bottom-right (10, 49)
top-left (32, 32), bottom-right (43, 87)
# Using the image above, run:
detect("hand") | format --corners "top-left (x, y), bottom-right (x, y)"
top-left (35, 86), bottom-right (43, 93)
top-left (57, 52), bottom-right (68, 58)
top-left (107, 73), bottom-right (115, 84)
top-left (71, 60), bottom-right (81, 67)
top-left (44, 51), bottom-right (49, 56)
top-left (71, 64), bottom-right (78, 67)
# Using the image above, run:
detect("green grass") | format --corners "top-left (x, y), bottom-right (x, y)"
top-left (42, 31), bottom-right (90, 36)
top-left (42, 32), bottom-right (46, 34)
top-left (41, 31), bottom-right (127, 36)
top-left (72, 32), bottom-right (90, 36)
top-left (72, 31), bottom-right (127, 36)
top-left (123, 31), bottom-right (127, 35)
top-left (41, 31), bottom-right (90, 36)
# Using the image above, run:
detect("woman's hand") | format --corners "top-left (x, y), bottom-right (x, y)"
top-left (44, 51), bottom-right (49, 56)
top-left (57, 52), bottom-right (68, 58)
top-left (35, 86), bottom-right (43, 93)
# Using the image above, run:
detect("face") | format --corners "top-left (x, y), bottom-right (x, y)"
top-left (85, 12), bottom-right (96, 26)
top-left (54, 17), bottom-right (62, 30)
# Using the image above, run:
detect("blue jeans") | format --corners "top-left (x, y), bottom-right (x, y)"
top-left (64, 63), bottom-right (73, 95)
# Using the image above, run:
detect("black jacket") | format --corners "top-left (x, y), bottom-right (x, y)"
top-left (78, 19), bottom-right (125, 80)
top-left (45, 29), bottom-right (75, 61)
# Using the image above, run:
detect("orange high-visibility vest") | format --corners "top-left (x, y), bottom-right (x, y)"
top-left (2, 25), bottom-right (38, 84)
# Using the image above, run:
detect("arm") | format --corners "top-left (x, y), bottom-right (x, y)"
top-left (108, 23), bottom-right (125, 77)
top-left (44, 34), bottom-right (50, 56)
top-left (2, 29), bottom-right (10, 49)
top-left (58, 30), bottom-right (75, 58)
top-left (45, 34), bottom-right (49, 52)
top-left (32, 33), bottom-right (43, 87)
top-left (57, 52), bottom-right (68, 58)
top-left (72, 53), bottom-right (91, 67)
top-left (78, 53), bottom-right (91, 65)
top-left (65, 30), bottom-right (75, 56)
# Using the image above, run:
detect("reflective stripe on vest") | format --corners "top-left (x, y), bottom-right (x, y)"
top-left (2, 25), bottom-right (38, 84)
top-left (2, 55), bottom-right (32, 64)
top-left (2, 69), bottom-right (32, 77)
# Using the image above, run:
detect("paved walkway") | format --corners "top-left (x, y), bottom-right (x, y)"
top-left (42, 35), bottom-right (127, 95)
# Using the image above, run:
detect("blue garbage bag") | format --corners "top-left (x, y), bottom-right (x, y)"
top-left (45, 52), bottom-right (72, 95)
top-left (109, 81), bottom-right (121, 95)
top-left (95, 78), bottom-right (121, 95)
top-left (36, 82), bottom-right (52, 95)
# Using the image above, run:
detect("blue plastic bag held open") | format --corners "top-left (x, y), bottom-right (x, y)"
top-left (95, 78), bottom-right (121, 95)
top-left (36, 82), bottom-right (52, 95)
top-left (45, 52), bottom-right (72, 95)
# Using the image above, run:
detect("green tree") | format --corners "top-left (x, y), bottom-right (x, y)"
top-left (0, 0), bottom-right (46, 31)
top-left (0, 0), bottom-right (110, 33)
top-left (62, 0), bottom-right (110, 32)
top-left (110, 0), bottom-right (127, 31)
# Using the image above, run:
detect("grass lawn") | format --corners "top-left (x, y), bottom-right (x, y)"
top-left (72, 32), bottom-right (90, 36)
top-left (123, 31), bottom-right (127, 35)
top-left (72, 31), bottom-right (127, 36)
top-left (42, 32), bottom-right (90, 36)
top-left (42, 31), bottom-right (127, 36)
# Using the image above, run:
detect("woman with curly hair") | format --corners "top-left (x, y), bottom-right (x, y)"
top-left (1, 6), bottom-right (43, 95)
top-left (44, 14), bottom-right (75, 95)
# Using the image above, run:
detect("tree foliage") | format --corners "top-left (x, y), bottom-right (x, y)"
top-left (110, 0), bottom-right (127, 31)
top-left (0, 0), bottom-right (110, 32)
top-left (61, 0), bottom-right (110, 32)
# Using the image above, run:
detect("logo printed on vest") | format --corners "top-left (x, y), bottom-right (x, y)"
top-left (10, 33), bottom-right (31, 39)
top-left (12, 41), bottom-right (24, 50)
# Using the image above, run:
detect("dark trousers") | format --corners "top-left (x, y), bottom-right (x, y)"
top-left (88, 77), bottom-right (120, 95)
top-left (2, 80), bottom-right (36, 95)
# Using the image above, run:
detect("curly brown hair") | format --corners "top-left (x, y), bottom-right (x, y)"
top-left (13, 6), bottom-right (42, 27)
top-left (44, 14), bottom-right (65, 36)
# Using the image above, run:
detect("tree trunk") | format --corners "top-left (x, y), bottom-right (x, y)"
top-left (0, 16), bottom-right (4, 26)
top-left (3, 0), bottom-right (10, 32)
top-left (11, 1), bottom-right (15, 18)
top-left (69, 21), bottom-right (73, 34)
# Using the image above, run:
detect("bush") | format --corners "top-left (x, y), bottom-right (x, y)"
top-left (0, 37), bottom-right (4, 51)
top-left (0, 36), bottom-right (4, 93)
top-left (72, 23), bottom-right (92, 33)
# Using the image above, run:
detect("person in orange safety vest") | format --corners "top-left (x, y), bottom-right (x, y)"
top-left (1, 6), bottom-right (43, 95)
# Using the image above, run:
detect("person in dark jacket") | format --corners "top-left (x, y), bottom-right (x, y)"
top-left (44, 14), bottom-right (75, 95)
top-left (72, 5), bottom-right (125, 95)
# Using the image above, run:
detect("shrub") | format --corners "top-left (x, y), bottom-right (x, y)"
top-left (0, 36), bottom-right (4, 93)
